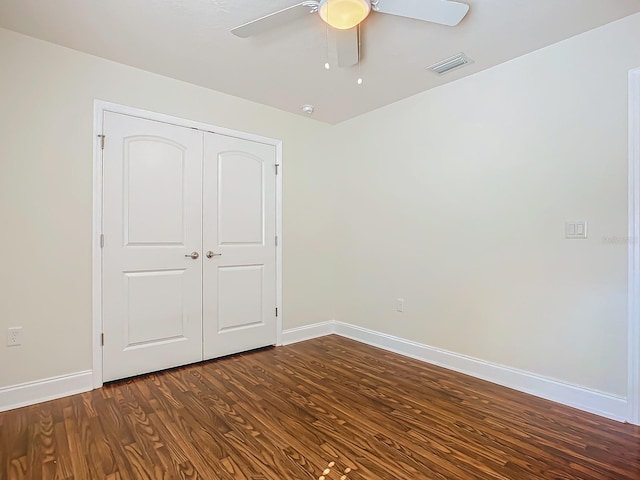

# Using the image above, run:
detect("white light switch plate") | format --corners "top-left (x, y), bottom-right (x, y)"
top-left (566, 221), bottom-right (587, 239)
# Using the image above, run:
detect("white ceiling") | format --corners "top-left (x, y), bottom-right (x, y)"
top-left (1, 0), bottom-right (639, 124)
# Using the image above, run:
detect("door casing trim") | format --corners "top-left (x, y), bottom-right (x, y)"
top-left (628, 67), bottom-right (640, 424)
top-left (92, 101), bottom-right (284, 388)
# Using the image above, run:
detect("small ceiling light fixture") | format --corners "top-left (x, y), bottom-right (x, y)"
top-left (301, 104), bottom-right (315, 114)
top-left (324, 62), bottom-right (331, 70)
top-left (318, 0), bottom-right (371, 30)
top-left (357, 77), bottom-right (363, 85)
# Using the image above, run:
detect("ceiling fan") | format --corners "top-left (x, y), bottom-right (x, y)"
top-left (231, 0), bottom-right (470, 67)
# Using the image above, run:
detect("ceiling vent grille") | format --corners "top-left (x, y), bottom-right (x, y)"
top-left (427, 53), bottom-right (473, 75)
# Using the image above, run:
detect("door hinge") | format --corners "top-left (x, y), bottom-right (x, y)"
top-left (98, 134), bottom-right (105, 150)
top-left (100, 234), bottom-right (105, 248)
top-left (275, 235), bottom-right (278, 247)
top-left (101, 333), bottom-right (105, 346)
top-left (275, 163), bottom-right (280, 175)
top-left (275, 307), bottom-right (279, 317)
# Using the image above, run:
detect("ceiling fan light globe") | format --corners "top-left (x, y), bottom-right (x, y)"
top-left (319, 0), bottom-right (371, 29)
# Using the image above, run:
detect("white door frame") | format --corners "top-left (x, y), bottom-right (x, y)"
top-left (629, 67), bottom-right (640, 425)
top-left (92, 100), bottom-right (284, 388)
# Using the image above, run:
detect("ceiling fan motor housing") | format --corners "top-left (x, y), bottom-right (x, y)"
top-left (318, 0), bottom-right (372, 29)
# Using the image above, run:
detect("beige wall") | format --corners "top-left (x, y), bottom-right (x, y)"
top-left (0, 28), bottom-right (337, 387)
top-left (330, 13), bottom-right (640, 397)
top-left (2, 12), bottom-right (639, 400)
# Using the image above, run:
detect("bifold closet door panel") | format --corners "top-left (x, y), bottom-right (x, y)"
top-left (102, 112), bottom-right (204, 382)
top-left (202, 133), bottom-right (277, 360)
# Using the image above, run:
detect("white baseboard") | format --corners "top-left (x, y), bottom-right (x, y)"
top-left (0, 370), bottom-right (93, 413)
top-left (282, 320), bottom-right (628, 422)
top-left (1, 323), bottom-right (628, 422)
top-left (281, 320), bottom-right (336, 345)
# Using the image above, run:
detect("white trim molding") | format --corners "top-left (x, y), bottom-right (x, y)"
top-left (93, 100), bottom-right (284, 387)
top-left (629, 67), bottom-right (640, 425)
top-left (0, 371), bottom-right (93, 413)
top-left (281, 321), bottom-right (336, 345)
top-left (92, 102), bottom-right (104, 389)
top-left (275, 140), bottom-right (284, 347)
top-left (334, 322), bottom-right (628, 422)
top-left (283, 320), bottom-right (629, 422)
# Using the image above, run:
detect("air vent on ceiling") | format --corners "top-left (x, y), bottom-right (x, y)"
top-left (427, 53), bottom-right (473, 75)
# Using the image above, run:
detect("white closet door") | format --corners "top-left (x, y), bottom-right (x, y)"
top-left (102, 112), bottom-right (203, 382)
top-left (202, 133), bottom-right (277, 359)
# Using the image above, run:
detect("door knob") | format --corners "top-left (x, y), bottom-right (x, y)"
top-left (206, 251), bottom-right (222, 259)
top-left (185, 251), bottom-right (199, 259)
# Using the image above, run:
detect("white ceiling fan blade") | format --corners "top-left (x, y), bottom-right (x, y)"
top-left (231, 2), bottom-right (319, 38)
top-left (373, 0), bottom-right (469, 27)
top-left (329, 27), bottom-right (360, 67)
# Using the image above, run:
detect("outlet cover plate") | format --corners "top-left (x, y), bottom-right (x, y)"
top-left (7, 327), bottom-right (22, 346)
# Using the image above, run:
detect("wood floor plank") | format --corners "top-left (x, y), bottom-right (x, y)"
top-left (1, 335), bottom-right (640, 479)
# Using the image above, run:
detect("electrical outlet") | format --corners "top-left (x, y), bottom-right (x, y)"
top-left (7, 327), bottom-right (22, 346)
top-left (396, 298), bottom-right (404, 313)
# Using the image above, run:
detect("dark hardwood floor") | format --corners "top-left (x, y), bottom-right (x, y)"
top-left (1, 335), bottom-right (640, 479)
